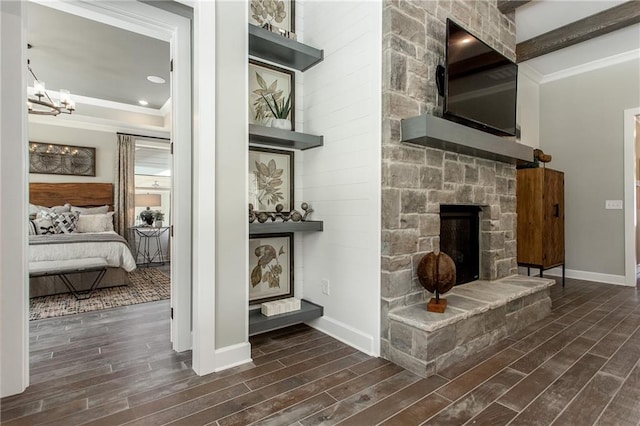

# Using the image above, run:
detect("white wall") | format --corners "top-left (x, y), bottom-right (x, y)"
top-left (540, 58), bottom-right (640, 283)
top-left (1, 0), bottom-right (29, 397)
top-left (300, 1), bottom-right (382, 355)
top-left (28, 121), bottom-right (117, 183)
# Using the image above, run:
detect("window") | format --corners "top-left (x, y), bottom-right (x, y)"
top-left (134, 139), bottom-right (171, 225)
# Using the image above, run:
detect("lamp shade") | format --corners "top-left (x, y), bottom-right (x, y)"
top-left (135, 193), bottom-right (161, 208)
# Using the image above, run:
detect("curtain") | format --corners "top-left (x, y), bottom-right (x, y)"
top-left (114, 134), bottom-right (135, 244)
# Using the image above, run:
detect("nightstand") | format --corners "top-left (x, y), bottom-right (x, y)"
top-left (130, 226), bottom-right (170, 267)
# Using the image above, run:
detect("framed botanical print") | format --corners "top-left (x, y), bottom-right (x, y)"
top-left (249, 233), bottom-right (293, 304)
top-left (29, 142), bottom-right (96, 177)
top-left (249, 146), bottom-right (294, 213)
top-left (249, 59), bottom-right (295, 129)
top-left (249, 0), bottom-right (295, 32)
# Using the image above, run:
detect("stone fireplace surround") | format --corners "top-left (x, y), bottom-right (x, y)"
top-left (380, 115), bottom-right (553, 377)
top-left (380, 0), bottom-right (555, 379)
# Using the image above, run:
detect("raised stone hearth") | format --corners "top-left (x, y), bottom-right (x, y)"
top-left (384, 276), bottom-right (555, 378)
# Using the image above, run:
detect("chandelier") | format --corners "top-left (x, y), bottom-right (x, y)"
top-left (27, 46), bottom-right (75, 116)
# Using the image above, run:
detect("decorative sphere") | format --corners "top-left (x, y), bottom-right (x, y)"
top-left (416, 252), bottom-right (456, 295)
top-left (301, 202), bottom-right (308, 210)
top-left (290, 210), bottom-right (302, 222)
top-left (275, 204), bottom-right (284, 213)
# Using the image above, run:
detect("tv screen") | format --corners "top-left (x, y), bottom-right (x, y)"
top-left (444, 19), bottom-right (518, 137)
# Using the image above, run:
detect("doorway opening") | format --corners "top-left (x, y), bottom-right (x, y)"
top-left (24, 0), bottom-right (192, 365)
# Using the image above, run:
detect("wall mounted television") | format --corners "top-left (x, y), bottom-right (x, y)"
top-left (442, 19), bottom-right (518, 137)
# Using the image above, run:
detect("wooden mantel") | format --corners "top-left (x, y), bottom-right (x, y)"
top-left (400, 115), bottom-right (533, 164)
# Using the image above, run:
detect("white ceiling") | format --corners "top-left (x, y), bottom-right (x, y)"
top-left (27, 2), bottom-right (170, 110)
top-left (516, 0), bottom-right (640, 78)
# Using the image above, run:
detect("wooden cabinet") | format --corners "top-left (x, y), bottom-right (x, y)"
top-left (517, 167), bottom-right (565, 286)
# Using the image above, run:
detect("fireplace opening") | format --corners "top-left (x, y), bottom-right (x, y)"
top-left (440, 205), bottom-right (481, 285)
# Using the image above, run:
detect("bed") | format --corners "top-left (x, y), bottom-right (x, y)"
top-left (28, 182), bottom-right (137, 298)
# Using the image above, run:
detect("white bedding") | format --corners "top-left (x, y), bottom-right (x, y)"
top-left (29, 231), bottom-right (137, 272)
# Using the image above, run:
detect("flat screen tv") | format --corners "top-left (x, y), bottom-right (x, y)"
top-left (443, 19), bottom-right (518, 137)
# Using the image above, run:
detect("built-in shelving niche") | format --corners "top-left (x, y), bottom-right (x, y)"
top-left (247, 24), bottom-right (325, 335)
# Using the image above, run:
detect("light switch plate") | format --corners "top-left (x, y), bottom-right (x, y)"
top-left (605, 200), bottom-right (623, 209)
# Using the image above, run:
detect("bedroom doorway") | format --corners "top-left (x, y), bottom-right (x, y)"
top-left (25, 1), bottom-right (192, 350)
top-left (624, 108), bottom-right (640, 286)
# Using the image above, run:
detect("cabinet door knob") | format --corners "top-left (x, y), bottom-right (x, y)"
top-left (554, 204), bottom-right (560, 218)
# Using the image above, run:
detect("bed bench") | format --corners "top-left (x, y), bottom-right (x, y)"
top-left (29, 258), bottom-right (108, 300)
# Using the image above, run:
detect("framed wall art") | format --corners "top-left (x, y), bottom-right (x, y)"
top-left (249, 232), bottom-right (293, 304)
top-left (29, 142), bottom-right (96, 177)
top-left (249, 0), bottom-right (295, 32)
top-left (249, 59), bottom-right (295, 129)
top-left (249, 146), bottom-right (294, 213)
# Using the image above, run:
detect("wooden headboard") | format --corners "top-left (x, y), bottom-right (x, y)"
top-left (30, 183), bottom-right (114, 209)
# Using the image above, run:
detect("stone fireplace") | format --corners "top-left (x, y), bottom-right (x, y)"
top-left (380, 0), bottom-right (555, 378)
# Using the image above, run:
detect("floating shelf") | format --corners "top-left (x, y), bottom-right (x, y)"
top-left (250, 221), bottom-right (323, 235)
top-left (249, 24), bottom-right (324, 71)
top-left (249, 299), bottom-right (324, 336)
top-left (401, 114), bottom-right (533, 164)
top-left (249, 124), bottom-right (323, 150)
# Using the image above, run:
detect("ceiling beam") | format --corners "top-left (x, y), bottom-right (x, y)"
top-left (497, 0), bottom-right (531, 15)
top-left (516, 1), bottom-right (640, 62)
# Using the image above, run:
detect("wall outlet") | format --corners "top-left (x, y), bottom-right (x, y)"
top-left (605, 200), bottom-right (623, 209)
top-left (321, 279), bottom-right (330, 295)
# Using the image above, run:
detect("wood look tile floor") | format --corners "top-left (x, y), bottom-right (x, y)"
top-left (2, 278), bottom-right (640, 425)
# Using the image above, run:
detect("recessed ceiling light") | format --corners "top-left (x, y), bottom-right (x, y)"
top-left (147, 75), bottom-right (166, 84)
top-left (138, 100), bottom-right (149, 106)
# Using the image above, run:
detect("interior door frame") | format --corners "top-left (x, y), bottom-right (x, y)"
top-left (624, 107), bottom-right (640, 286)
top-left (29, 0), bottom-right (193, 350)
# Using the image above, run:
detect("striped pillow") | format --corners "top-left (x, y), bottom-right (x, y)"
top-left (41, 211), bottom-right (79, 234)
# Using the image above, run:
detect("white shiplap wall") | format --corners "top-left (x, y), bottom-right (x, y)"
top-left (299, 1), bottom-right (382, 355)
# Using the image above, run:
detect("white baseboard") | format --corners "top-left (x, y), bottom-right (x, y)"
top-left (213, 342), bottom-right (252, 372)
top-left (534, 267), bottom-right (631, 287)
top-left (307, 316), bottom-right (378, 356)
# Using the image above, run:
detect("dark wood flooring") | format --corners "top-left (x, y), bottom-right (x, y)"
top-left (2, 277), bottom-right (640, 425)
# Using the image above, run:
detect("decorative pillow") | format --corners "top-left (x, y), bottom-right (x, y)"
top-left (33, 203), bottom-right (71, 219)
top-left (71, 205), bottom-right (110, 215)
top-left (105, 211), bottom-right (115, 232)
top-left (32, 218), bottom-right (56, 235)
top-left (77, 213), bottom-right (110, 233)
top-left (28, 220), bottom-right (37, 235)
top-left (41, 211), bottom-right (79, 234)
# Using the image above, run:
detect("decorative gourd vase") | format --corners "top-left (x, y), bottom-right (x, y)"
top-left (271, 118), bottom-right (292, 131)
top-left (139, 209), bottom-right (154, 226)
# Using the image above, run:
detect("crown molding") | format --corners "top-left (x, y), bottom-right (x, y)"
top-left (28, 112), bottom-right (170, 137)
top-left (27, 87), bottom-right (165, 116)
top-left (538, 49), bottom-right (640, 84)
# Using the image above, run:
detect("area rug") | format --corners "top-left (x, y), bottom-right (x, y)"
top-left (29, 268), bottom-right (170, 321)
